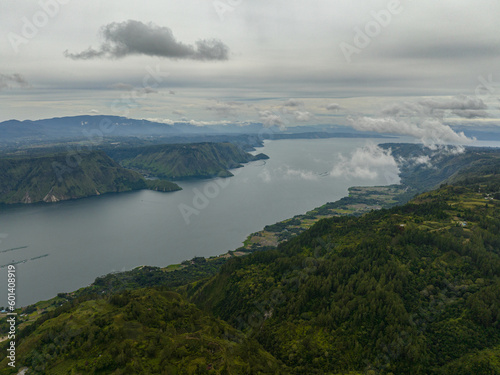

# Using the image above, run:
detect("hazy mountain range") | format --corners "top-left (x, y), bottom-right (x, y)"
top-left (1, 116), bottom-right (498, 151)
top-left (0, 115), bottom-right (391, 148)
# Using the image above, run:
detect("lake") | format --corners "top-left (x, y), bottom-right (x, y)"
top-left (1, 138), bottom-right (402, 306)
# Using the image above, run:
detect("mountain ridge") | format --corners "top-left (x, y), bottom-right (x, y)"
top-left (0, 150), bottom-right (181, 205)
top-left (2, 145), bottom-right (500, 373)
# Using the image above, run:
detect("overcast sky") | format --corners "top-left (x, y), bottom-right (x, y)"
top-left (2, 0), bottom-right (500, 142)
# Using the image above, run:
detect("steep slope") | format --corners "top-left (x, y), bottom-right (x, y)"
top-left (4, 146), bottom-right (500, 374)
top-left (381, 143), bottom-right (500, 192)
top-left (6, 175), bottom-right (500, 374)
top-left (0, 151), bottom-right (180, 204)
top-left (107, 142), bottom-right (268, 179)
top-left (191, 181), bottom-right (500, 374)
top-left (0, 289), bottom-right (286, 374)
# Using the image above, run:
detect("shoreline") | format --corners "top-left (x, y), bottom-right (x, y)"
top-left (5, 179), bottom-right (412, 313)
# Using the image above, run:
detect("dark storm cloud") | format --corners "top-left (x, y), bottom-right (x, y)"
top-left (64, 20), bottom-right (229, 61)
top-left (0, 73), bottom-right (29, 90)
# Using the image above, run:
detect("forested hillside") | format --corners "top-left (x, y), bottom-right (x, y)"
top-left (191, 180), bottom-right (500, 374)
top-left (106, 142), bottom-right (268, 179)
top-left (0, 289), bottom-right (285, 374)
top-left (0, 151), bottom-right (180, 205)
top-left (382, 143), bottom-right (500, 192)
top-left (2, 146), bottom-right (500, 374)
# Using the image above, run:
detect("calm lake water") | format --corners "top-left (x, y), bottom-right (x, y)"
top-left (0, 138), bottom-right (405, 306)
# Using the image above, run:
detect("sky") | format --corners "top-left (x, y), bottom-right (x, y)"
top-left (2, 0), bottom-right (500, 144)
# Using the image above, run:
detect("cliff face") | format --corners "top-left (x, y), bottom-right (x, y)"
top-left (0, 151), bottom-right (158, 204)
top-left (107, 142), bottom-right (267, 179)
top-left (0, 142), bottom-right (264, 204)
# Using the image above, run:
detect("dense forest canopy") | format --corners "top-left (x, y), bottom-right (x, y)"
top-left (2, 144), bottom-right (500, 374)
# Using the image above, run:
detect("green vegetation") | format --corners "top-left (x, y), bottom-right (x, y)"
top-left (192, 182), bottom-right (500, 374)
top-left (381, 143), bottom-right (500, 193)
top-left (0, 141), bottom-right (268, 205)
top-left (144, 179), bottom-right (182, 192)
top-left (0, 289), bottom-right (286, 374)
top-left (0, 151), bottom-right (181, 205)
top-left (244, 145), bottom-right (500, 251)
top-left (246, 185), bottom-right (410, 250)
top-left (106, 142), bottom-right (268, 180)
top-left (3, 144), bottom-right (500, 374)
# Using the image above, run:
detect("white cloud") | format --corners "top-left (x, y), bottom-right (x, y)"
top-left (330, 144), bottom-right (399, 180)
top-left (259, 110), bottom-right (286, 129)
top-left (258, 168), bottom-right (272, 183)
top-left (293, 111), bottom-right (314, 122)
top-left (448, 145), bottom-right (465, 155)
top-left (284, 167), bottom-right (318, 181)
top-left (144, 117), bottom-right (232, 126)
top-left (348, 116), bottom-right (473, 146)
top-left (144, 117), bottom-right (176, 125)
top-left (188, 119), bottom-right (232, 126)
top-left (3, 1), bottom-right (500, 123)
top-left (411, 155), bottom-right (433, 167)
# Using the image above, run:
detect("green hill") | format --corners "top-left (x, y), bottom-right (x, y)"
top-left (106, 142), bottom-right (268, 180)
top-left (0, 151), bottom-right (181, 205)
top-left (381, 143), bottom-right (500, 193)
top-left (1, 289), bottom-right (286, 374)
top-left (190, 180), bottom-right (500, 374)
top-left (3, 145), bottom-right (500, 374)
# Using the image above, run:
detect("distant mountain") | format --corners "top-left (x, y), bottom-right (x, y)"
top-left (107, 142), bottom-right (269, 179)
top-left (0, 115), bottom-right (390, 149)
top-left (0, 151), bottom-right (181, 205)
top-left (0, 115), bottom-right (275, 145)
top-left (0, 116), bottom-right (178, 144)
